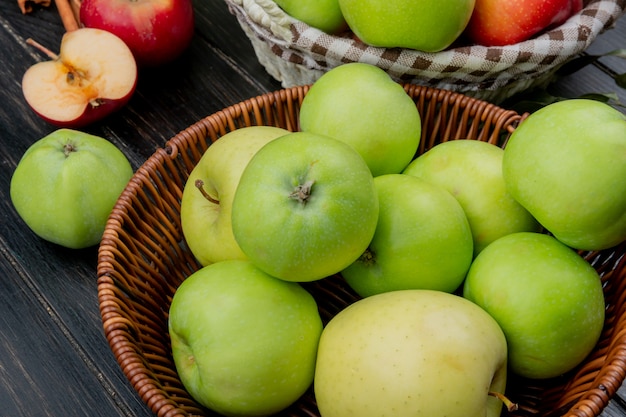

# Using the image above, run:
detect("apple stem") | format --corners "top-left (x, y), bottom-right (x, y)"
top-left (25, 38), bottom-right (59, 60)
top-left (195, 179), bottom-right (219, 205)
top-left (488, 391), bottom-right (519, 412)
top-left (289, 180), bottom-right (315, 205)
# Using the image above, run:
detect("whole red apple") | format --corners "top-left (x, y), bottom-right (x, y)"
top-left (79, 0), bottom-right (195, 67)
top-left (22, 27), bottom-right (137, 128)
top-left (464, 0), bottom-right (583, 46)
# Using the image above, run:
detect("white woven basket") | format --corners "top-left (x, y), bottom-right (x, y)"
top-left (226, 0), bottom-right (625, 102)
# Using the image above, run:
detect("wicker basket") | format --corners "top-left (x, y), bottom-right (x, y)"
top-left (224, 0), bottom-right (626, 103)
top-left (97, 85), bottom-right (626, 417)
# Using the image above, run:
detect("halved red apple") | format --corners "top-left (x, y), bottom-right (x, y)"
top-left (22, 27), bottom-right (138, 128)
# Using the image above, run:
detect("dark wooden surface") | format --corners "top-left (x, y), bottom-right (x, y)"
top-left (0, 1), bottom-right (624, 416)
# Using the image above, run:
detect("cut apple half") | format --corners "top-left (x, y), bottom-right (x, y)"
top-left (22, 27), bottom-right (138, 127)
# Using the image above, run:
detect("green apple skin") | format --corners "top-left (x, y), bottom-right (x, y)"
top-left (315, 289), bottom-right (508, 417)
top-left (338, 0), bottom-right (476, 51)
top-left (299, 63), bottom-right (421, 177)
top-left (180, 126), bottom-right (289, 266)
top-left (463, 232), bottom-right (605, 380)
top-left (10, 128), bottom-right (133, 249)
top-left (342, 174), bottom-right (473, 297)
top-left (404, 140), bottom-right (541, 256)
top-left (502, 99), bottom-right (626, 251)
top-left (274, 0), bottom-right (348, 34)
top-left (231, 131), bottom-right (379, 282)
top-left (169, 259), bottom-right (323, 416)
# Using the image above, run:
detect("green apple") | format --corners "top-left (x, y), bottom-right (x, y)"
top-left (180, 126), bottom-right (289, 266)
top-left (10, 128), bottom-right (133, 249)
top-left (169, 259), bottom-right (323, 416)
top-left (274, 0), bottom-right (348, 34)
top-left (463, 232), bottom-right (605, 379)
top-left (404, 140), bottom-right (541, 256)
top-left (315, 289), bottom-right (509, 417)
top-left (231, 131), bottom-right (379, 282)
top-left (338, 0), bottom-right (476, 51)
top-left (502, 99), bottom-right (626, 251)
top-left (299, 63), bottom-right (421, 177)
top-left (341, 174), bottom-right (473, 297)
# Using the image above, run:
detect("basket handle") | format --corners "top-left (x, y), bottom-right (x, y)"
top-left (224, 0), bottom-right (294, 42)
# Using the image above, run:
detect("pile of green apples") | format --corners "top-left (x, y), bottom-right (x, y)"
top-left (170, 62), bottom-right (626, 417)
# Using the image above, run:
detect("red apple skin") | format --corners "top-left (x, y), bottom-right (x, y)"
top-left (465, 0), bottom-right (583, 46)
top-left (80, 0), bottom-right (195, 67)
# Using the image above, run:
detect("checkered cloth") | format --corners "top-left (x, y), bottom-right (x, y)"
top-left (226, 0), bottom-right (626, 101)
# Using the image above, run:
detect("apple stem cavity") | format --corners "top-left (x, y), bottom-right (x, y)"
top-left (289, 180), bottom-right (315, 205)
top-left (488, 391), bottom-right (519, 412)
top-left (195, 179), bottom-right (219, 205)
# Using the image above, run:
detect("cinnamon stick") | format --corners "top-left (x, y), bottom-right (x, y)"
top-left (54, 0), bottom-right (79, 32)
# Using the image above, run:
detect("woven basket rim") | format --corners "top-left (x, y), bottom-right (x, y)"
top-left (97, 84), bottom-right (626, 417)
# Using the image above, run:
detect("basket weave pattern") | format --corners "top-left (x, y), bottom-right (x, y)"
top-left (225, 0), bottom-right (626, 102)
top-left (98, 85), bottom-right (626, 417)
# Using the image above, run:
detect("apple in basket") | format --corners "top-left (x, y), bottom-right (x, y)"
top-left (180, 126), bottom-right (289, 266)
top-left (502, 99), bottom-right (626, 251)
top-left (231, 132), bottom-right (379, 282)
top-left (10, 129), bottom-right (133, 249)
top-left (169, 259), bottom-right (323, 416)
top-left (21, 28), bottom-right (137, 128)
top-left (337, 0), bottom-right (476, 52)
top-left (314, 289), bottom-right (511, 417)
top-left (341, 174), bottom-right (474, 298)
top-left (463, 232), bottom-right (606, 379)
top-left (403, 140), bottom-right (541, 256)
top-left (273, 0), bottom-right (348, 34)
top-left (80, 0), bottom-right (195, 67)
top-left (465, 0), bottom-right (583, 46)
top-left (299, 63), bottom-right (422, 177)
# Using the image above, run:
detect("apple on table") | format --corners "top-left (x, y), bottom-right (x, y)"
top-left (80, 0), bottom-right (195, 67)
top-left (465, 0), bottom-right (583, 46)
top-left (21, 27), bottom-right (137, 128)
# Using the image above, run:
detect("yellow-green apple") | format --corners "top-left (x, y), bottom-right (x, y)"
top-left (80, 0), bottom-right (195, 67)
top-left (338, 0), bottom-right (476, 51)
top-left (22, 28), bottom-right (137, 128)
top-left (169, 259), bottom-right (323, 416)
top-left (341, 174), bottom-right (473, 297)
top-left (314, 289), bottom-right (510, 417)
top-left (299, 63), bottom-right (421, 177)
top-left (180, 126), bottom-right (289, 266)
top-left (502, 99), bottom-right (626, 251)
top-left (465, 0), bottom-right (583, 46)
top-left (463, 232), bottom-right (605, 379)
top-left (10, 129), bottom-right (133, 249)
top-left (403, 140), bottom-right (541, 256)
top-left (231, 132), bottom-right (379, 282)
top-left (274, 0), bottom-right (347, 34)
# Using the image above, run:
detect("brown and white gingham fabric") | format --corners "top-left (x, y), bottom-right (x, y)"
top-left (227, 0), bottom-right (625, 98)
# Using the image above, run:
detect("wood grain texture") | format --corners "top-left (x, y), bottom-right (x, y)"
top-left (0, 1), bottom-right (624, 416)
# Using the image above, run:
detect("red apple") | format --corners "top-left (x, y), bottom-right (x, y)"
top-left (464, 0), bottom-right (583, 46)
top-left (79, 0), bottom-right (195, 67)
top-left (22, 28), bottom-right (137, 128)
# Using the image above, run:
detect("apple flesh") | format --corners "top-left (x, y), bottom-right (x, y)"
top-left (465, 0), bottom-right (583, 46)
top-left (502, 99), bottom-right (626, 251)
top-left (463, 232), bottom-right (605, 379)
top-left (338, 0), bottom-right (476, 52)
top-left (80, 0), bottom-right (195, 67)
top-left (169, 259), bottom-right (323, 416)
top-left (10, 129), bottom-right (134, 249)
top-left (341, 174), bottom-right (474, 297)
top-left (180, 126), bottom-right (289, 266)
top-left (314, 289), bottom-right (509, 417)
top-left (22, 28), bottom-right (137, 128)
